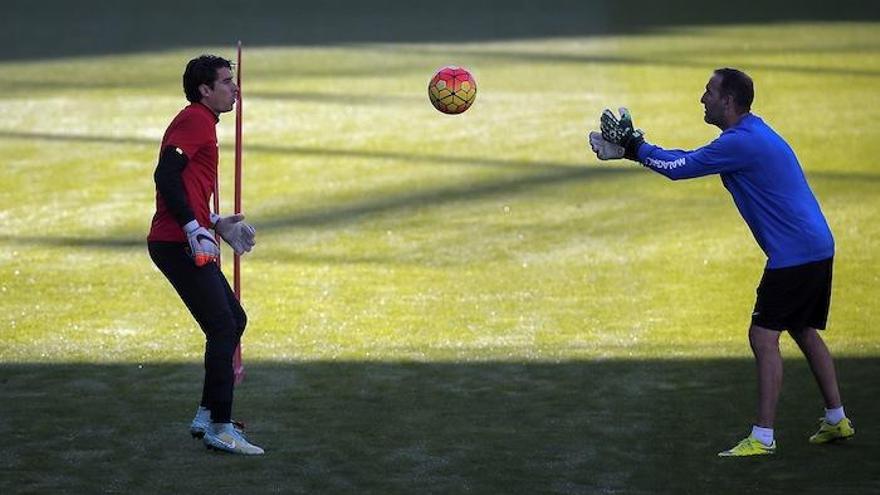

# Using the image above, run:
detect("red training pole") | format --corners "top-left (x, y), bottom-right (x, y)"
top-left (234, 40), bottom-right (243, 300)
top-left (213, 179), bottom-right (221, 258)
top-left (232, 40), bottom-right (245, 384)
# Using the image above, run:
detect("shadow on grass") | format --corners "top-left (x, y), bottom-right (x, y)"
top-left (255, 166), bottom-right (635, 230)
top-left (2, 127), bottom-right (877, 254)
top-left (0, 128), bottom-right (645, 251)
top-left (0, 165), bottom-right (876, 255)
top-left (0, 165), bottom-right (640, 251)
top-left (0, 162), bottom-right (635, 254)
top-left (1, 358), bottom-right (877, 494)
top-left (3, 0), bottom-right (879, 61)
top-left (0, 129), bottom-right (595, 171)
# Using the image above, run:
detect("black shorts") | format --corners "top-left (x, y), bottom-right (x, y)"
top-left (752, 257), bottom-right (833, 331)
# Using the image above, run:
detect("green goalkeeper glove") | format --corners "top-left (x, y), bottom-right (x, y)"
top-left (600, 107), bottom-right (645, 161)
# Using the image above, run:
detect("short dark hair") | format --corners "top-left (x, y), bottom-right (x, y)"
top-left (714, 68), bottom-right (754, 113)
top-left (183, 55), bottom-right (233, 103)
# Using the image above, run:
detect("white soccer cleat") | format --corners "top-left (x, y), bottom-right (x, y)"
top-left (190, 406), bottom-right (247, 439)
top-left (189, 406), bottom-right (211, 439)
top-left (203, 423), bottom-right (264, 455)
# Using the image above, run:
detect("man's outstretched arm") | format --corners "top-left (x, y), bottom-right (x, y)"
top-left (591, 108), bottom-right (747, 180)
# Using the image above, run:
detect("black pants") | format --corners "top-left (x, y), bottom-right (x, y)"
top-left (148, 241), bottom-right (246, 423)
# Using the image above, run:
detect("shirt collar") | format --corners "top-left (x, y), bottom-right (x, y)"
top-left (192, 102), bottom-right (220, 123)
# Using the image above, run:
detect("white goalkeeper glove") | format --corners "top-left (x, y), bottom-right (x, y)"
top-left (211, 213), bottom-right (256, 256)
top-left (588, 131), bottom-right (625, 160)
top-left (183, 220), bottom-right (220, 267)
top-left (600, 107), bottom-right (645, 160)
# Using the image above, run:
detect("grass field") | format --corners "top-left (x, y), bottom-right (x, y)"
top-left (1, 4), bottom-right (879, 493)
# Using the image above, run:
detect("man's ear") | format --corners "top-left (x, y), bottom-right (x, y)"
top-left (198, 83), bottom-right (212, 98)
top-left (722, 93), bottom-right (736, 110)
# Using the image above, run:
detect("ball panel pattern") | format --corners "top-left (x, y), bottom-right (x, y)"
top-left (428, 66), bottom-right (477, 114)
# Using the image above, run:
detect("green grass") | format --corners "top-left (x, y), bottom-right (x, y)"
top-left (1, 17), bottom-right (879, 494)
top-left (4, 359), bottom-right (878, 493)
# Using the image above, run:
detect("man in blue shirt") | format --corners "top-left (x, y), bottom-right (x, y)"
top-left (589, 68), bottom-right (854, 456)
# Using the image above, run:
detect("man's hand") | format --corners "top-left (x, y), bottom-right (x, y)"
top-left (588, 131), bottom-right (625, 160)
top-left (212, 213), bottom-right (256, 256)
top-left (600, 107), bottom-right (645, 160)
top-left (183, 220), bottom-right (220, 266)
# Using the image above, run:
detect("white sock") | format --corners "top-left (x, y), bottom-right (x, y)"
top-left (751, 425), bottom-right (774, 446)
top-left (211, 422), bottom-right (234, 434)
top-left (195, 405), bottom-right (210, 421)
top-left (825, 406), bottom-right (845, 425)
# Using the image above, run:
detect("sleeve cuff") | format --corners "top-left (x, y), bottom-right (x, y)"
top-left (183, 219), bottom-right (200, 234)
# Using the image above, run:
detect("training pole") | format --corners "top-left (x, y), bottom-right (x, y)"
top-left (232, 40), bottom-right (245, 384)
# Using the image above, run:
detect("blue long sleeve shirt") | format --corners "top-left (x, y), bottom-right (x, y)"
top-left (635, 113), bottom-right (834, 269)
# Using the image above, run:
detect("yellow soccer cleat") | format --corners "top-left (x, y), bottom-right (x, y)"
top-left (809, 417), bottom-right (855, 444)
top-left (717, 435), bottom-right (776, 457)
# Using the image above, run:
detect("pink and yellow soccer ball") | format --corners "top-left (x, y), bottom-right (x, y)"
top-left (428, 66), bottom-right (477, 114)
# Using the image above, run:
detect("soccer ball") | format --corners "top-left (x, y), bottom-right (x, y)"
top-left (428, 66), bottom-right (477, 114)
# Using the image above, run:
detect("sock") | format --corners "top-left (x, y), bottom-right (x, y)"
top-left (195, 405), bottom-right (210, 421)
top-left (211, 422), bottom-right (234, 434)
top-left (751, 425), bottom-right (774, 446)
top-left (825, 406), bottom-right (845, 425)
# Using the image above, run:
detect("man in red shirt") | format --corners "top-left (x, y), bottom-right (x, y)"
top-left (148, 55), bottom-right (262, 455)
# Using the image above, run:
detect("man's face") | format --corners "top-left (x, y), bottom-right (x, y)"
top-left (700, 74), bottom-right (728, 128)
top-left (200, 67), bottom-right (237, 114)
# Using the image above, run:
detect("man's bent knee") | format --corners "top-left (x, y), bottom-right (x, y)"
top-left (749, 325), bottom-right (781, 355)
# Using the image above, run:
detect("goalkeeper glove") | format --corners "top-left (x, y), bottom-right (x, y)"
top-left (600, 107), bottom-right (645, 160)
top-left (211, 213), bottom-right (256, 256)
top-left (183, 220), bottom-right (220, 267)
top-left (588, 131), bottom-right (625, 160)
